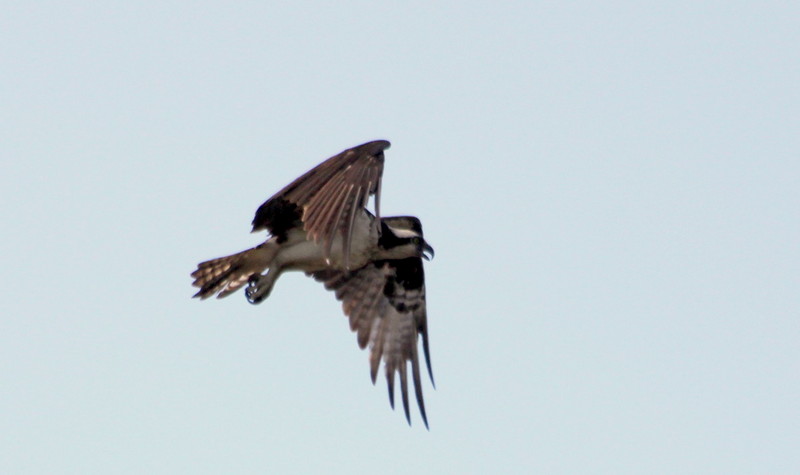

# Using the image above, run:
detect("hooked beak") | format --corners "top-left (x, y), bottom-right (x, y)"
top-left (422, 242), bottom-right (435, 261)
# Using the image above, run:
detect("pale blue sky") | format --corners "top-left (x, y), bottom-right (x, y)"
top-left (2, 2), bottom-right (799, 473)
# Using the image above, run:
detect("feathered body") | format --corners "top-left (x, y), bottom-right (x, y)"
top-left (191, 140), bottom-right (435, 427)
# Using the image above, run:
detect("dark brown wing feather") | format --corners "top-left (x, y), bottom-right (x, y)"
top-left (309, 258), bottom-right (433, 428)
top-left (251, 140), bottom-right (388, 265)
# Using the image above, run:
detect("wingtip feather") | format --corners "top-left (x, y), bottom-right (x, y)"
top-left (422, 325), bottom-right (435, 388)
top-left (411, 344), bottom-right (430, 429)
top-left (387, 371), bottom-right (395, 409)
top-left (400, 363), bottom-right (411, 426)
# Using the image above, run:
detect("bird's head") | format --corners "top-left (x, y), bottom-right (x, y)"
top-left (379, 216), bottom-right (434, 261)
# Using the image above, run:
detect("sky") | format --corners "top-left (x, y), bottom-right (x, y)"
top-left (2, 1), bottom-right (799, 473)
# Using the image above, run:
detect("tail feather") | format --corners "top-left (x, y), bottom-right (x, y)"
top-left (191, 244), bottom-right (274, 299)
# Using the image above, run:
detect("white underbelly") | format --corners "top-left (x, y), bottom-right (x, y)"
top-left (276, 212), bottom-right (376, 271)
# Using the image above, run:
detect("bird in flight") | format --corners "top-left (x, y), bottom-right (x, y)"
top-left (191, 140), bottom-right (435, 427)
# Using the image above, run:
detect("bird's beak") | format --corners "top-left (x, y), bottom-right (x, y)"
top-left (422, 242), bottom-right (435, 261)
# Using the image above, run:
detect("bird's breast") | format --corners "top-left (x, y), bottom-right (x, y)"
top-left (276, 212), bottom-right (378, 271)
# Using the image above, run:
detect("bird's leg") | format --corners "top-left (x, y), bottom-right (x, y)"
top-left (245, 267), bottom-right (281, 304)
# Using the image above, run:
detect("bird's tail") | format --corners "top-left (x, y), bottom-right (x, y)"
top-left (191, 243), bottom-right (276, 299)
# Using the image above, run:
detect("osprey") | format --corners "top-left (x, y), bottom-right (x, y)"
top-left (191, 140), bottom-right (435, 427)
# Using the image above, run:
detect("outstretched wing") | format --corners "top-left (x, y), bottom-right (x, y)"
top-left (251, 140), bottom-right (389, 267)
top-left (309, 257), bottom-right (434, 428)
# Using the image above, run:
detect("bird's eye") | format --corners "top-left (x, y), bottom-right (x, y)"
top-left (412, 237), bottom-right (421, 245)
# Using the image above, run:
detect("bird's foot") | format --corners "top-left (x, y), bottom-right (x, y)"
top-left (245, 273), bottom-right (273, 305)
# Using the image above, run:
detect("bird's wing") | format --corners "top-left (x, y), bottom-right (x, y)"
top-left (251, 140), bottom-right (389, 266)
top-left (309, 257), bottom-right (434, 428)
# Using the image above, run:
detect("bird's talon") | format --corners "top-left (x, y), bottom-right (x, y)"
top-left (245, 286), bottom-right (261, 304)
top-left (245, 274), bottom-right (270, 304)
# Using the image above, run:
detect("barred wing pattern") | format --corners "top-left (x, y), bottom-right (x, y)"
top-left (251, 140), bottom-right (388, 268)
top-left (310, 257), bottom-right (434, 427)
